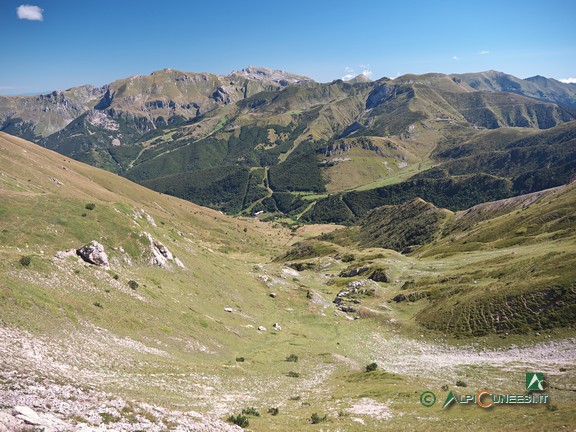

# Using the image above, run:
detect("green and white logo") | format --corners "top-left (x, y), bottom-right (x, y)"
top-left (443, 390), bottom-right (457, 409)
top-left (526, 373), bottom-right (545, 391)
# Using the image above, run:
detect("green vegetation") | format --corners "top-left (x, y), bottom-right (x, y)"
top-left (227, 414), bottom-right (249, 428)
top-left (19, 255), bottom-right (32, 267)
top-left (85, 203), bottom-right (96, 210)
top-left (269, 148), bottom-right (325, 193)
top-left (365, 362), bottom-right (378, 372)
top-left (286, 354), bottom-right (299, 362)
top-left (241, 407), bottom-right (261, 417)
top-left (310, 413), bottom-right (327, 424)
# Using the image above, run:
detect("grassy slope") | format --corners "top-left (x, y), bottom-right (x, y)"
top-left (1, 132), bottom-right (575, 431)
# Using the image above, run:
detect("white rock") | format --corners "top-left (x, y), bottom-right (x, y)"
top-left (258, 326), bottom-right (267, 331)
top-left (282, 267), bottom-right (299, 277)
top-left (76, 241), bottom-right (109, 268)
top-left (224, 307), bottom-right (233, 313)
top-left (14, 405), bottom-right (42, 425)
top-left (145, 213), bottom-right (157, 227)
top-left (143, 232), bottom-right (175, 268)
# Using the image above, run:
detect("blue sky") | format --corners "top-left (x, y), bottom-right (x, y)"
top-left (1, 0), bottom-right (575, 94)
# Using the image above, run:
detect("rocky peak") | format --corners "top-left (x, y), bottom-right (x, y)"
top-left (232, 66), bottom-right (313, 85)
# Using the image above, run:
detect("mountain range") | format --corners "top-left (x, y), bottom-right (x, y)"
top-left (2, 67), bottom-right (575, 223)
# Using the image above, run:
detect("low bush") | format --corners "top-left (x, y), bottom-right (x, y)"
top-left (365, 362), bottom-right (378, 372)
top-left (286, 354), bottom-right (299, 362)
top-left (226, 414), bottom-right (249, 428)
top-left (241, 407), bottom-right (260, 417)
top-left (310, 413), bottom-right (327, 424)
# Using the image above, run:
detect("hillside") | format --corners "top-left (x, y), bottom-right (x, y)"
top-left (1, 132), bottom-right (576, 430)
top-left (2, 69), bottom-right (575, 220)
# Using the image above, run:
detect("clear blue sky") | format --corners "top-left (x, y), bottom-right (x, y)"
top-left (1, 0), bottom-right (575, 94)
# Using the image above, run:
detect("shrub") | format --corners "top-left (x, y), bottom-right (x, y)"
top-left (235, 357), bottom-right (245, 362)
top-left (441, 384), bottom-right (449, 391)
top-left (93, 302), bottom-right (103, 308)
top-left (226, 414), bottom-right (249, 428)
top-left (19, 255), bottom-right (32, 266)
top-left (113, 274), bottom-right (119, 280)
top-left (365, 362), bottom-right (378, 372)
top-left (85, 203), bottom-right (96, 210)
top-left (267, 407), bottom-right (279, 416)
top-left (241, 407), bottom-right (260, 417)
top-left (341, 253), bottom-right (355, 262)
top-left (128, 280), bottom-right (139, 290)
top-left (287, 371), bottom-right (300, 378)
top-left (456, 380), bottom-right (467, 387)
top-left (286, 354), bottom-right (299, 362)
top-left (289, 396), bottom-right (301, 401)
top-left (310, 413), bottom-right (327, 424)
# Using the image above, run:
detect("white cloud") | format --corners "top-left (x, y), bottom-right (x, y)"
top-left (452, 56), bottom-right (459, 60)
top-left (17, 5), bottom-right (44, 21)
top-left (342, 66), bottom-right (355, 81)
top-left (359, 64), bottom-right (373, 79)
top-left (480, 50), bottom-right (490, 55)
top-left (342, 64), bottom-right (373, 81)
top-left (560, 77), bottom-right (576, 84)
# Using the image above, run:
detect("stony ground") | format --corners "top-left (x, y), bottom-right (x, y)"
top-left (2, 316), bottom-right (576, 431)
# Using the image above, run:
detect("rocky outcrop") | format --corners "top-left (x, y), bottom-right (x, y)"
top-left (76, 241), bottom-right (109, 268)
top-left (142, 232), bottom-right (184, 268)
top-left (339, 266), bottom-right (370, 278)
top-left (0, 406), bottom-right (71, 432)
top-left (368, 268), bottom-right (390, 283)
top-left (333, 280), bottom-right (376, 314)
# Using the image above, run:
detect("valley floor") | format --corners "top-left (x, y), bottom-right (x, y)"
top-left (2, 258), bottom-right (576, 431)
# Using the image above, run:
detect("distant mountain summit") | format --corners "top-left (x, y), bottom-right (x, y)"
top-left (451, 70), bottom-right (576, 109)
top-left (231, 66), bottom-right (313, 84)
top-left (345, 74), bottom-right (372, 84)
